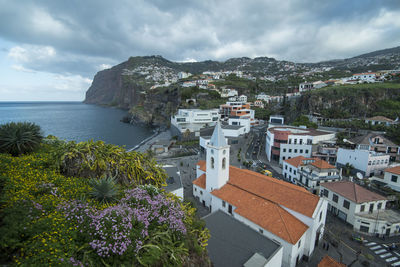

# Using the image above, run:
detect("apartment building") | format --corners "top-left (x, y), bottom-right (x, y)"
top-left (265, 126), bottom-right (335, 165)
top-left (170, 109), bottom-right (219, 135)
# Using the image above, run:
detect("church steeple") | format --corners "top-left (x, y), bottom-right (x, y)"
top-left (206, 122), bottom-right (230, 192)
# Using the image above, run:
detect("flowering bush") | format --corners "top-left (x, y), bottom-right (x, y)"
top-left (0, 143), bottom-right (210, 266)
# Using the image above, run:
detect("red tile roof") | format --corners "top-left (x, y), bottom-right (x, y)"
top-left (318, 256), bottom-right (346, 267)
top-left (311, 159), bottom-right (336, 169)
top-left (321, 181), bottom-right (386, 203)
top-left (197, 160), bottom-right (206, 172)
top-left (213, 183), bottom-right (308, 244)
top-left (284, 156), bottom-right (314, 168)
top-left (193, 174), bottom-right (206, 189)
top-left (386, 166), bottom-right (400, 175)
top-left (366, 116), bottom-right (393, 122)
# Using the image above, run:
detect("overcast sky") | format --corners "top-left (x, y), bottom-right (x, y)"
top-left (1, 0), bottom-right (400, 101)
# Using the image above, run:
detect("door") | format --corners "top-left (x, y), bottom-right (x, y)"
top-left (369, 204), bottom-right (374, 213)
top-left (228, 204), bottom-right (232, 215)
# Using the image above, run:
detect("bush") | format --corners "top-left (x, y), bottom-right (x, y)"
top-left (89, 176), bottom-right (119, 204)
top-left (0, 122), bottom-right (43, 156)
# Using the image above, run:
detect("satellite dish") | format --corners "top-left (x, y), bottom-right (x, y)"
top-left (343, 138), bottom-right (348, 142)
top-left (356, 172), bottom-right (363, 179)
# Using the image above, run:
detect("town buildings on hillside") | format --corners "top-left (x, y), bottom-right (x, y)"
top-left (193, 123), bottom-right (328, 267)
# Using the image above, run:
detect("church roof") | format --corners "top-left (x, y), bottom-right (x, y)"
top-left (209, 122), bottom-right (227, 147)
top-left (193, 162), bottom-right (321, 244)
top-left (197, 160), bottom-right (206, 172)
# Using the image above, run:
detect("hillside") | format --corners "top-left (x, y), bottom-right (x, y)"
top-left (84, 46), bottom-right (400, 123)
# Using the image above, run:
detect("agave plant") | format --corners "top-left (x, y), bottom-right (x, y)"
top-left (0, 122), bottom-right (43, 156)
top-left (89, 176), bottom-right (119, 204)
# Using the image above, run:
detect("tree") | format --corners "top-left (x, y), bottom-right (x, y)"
top-left (343, 163), bottom-right (354, 177)
top-left (0, 122), bottom-right (43, 156)
top-left (292, 115), bottom-right (318, 129)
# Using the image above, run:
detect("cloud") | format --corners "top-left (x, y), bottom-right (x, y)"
top-left (0, 0), bottom-right (399, 89)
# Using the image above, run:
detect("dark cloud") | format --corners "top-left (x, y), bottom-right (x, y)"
top-left (1, 0), bottom-right (400, 78)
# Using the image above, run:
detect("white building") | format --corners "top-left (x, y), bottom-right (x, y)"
top-left (321, 181), bottom-right (400, 236)
top-left (193, 123), bottom-right (328, 267)
top-left (256, 93), bottom-right (271, 102)
top-left (220, 88), bottom-right (238, 98)
top-left (336, 148), bottom-right (390, 177)
top-left (170, 109), bottom-right (219, 135)
top-left (365, 116), bottom-right (397, 126)
top-left (352, 72), bottom-right (377, 81)
top-left (299, 82), bottom-right (314, 92)
top-left (382, 166), bottom-right (400, 192)
top-left (312, 81), bottom-right (327, 89)
top-left (269, 115), bottom-right (284, 125)
top-left (283, 156), bottom-right (341, 194)
top-left (178, 72), bottom-right (191, 79)
top-left (265, 126), bottom-right (335, 165)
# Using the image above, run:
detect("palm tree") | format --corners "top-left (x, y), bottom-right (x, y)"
top-left (343, 163), bottom-right (354, 177)
top-left (0, 122), bottom-right (43, 156)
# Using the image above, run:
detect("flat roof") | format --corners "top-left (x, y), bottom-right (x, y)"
top-left (162, 166), bottom-right (182, 192)
top-left (203, 210), bottom-right (281, 267)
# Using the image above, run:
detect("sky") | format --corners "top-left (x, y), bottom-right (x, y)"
top-left (1, 0), bottom-right (400, 101)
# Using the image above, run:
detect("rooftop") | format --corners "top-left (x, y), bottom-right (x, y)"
top-left (348, 133), bottom-right (397, 147)
top-left (284, 155), bottom-right (315, 168)
top-left (162, 166), bottom-right (182, 192)
top-left (268, 126), bottom-right (333, 137)
top-left (318, 255), bottom-right (346, 267)
top-left (385, 165), bottom-right (400, 175)
top-left (366, 115), bottom-right (394, 122)
top-left (321, 181), bottom-right (387, 204)
top-left (356, 209), bottom-right (400, 223)
top-left (203, 210), bottom-right (281, 267)
top-left (311, 159), bottom-right (336, 170)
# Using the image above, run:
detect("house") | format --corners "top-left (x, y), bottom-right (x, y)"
top-left (312, 141), bottom-right (338, 165)
top-left (254, 100), bottom-right (265, 108)
top-left (220, 88), bottom-right (238, 98)
top-left (256, 93), bottom-right (271, 102)
top-left (318, 256), bottom-right (345, 267)
top-left (219, 101), bottom-right (249, 119)
top-left (283, 156), bottom-right (341, 194)
top-left (149, 140), bottom-right (174, 154)
top-left (237, 95), bottom-right (248, 102)
top-left (265, 126), bottom-right (335, 165)
top-left (178, 71), bottom-right (191, 79)
top-left (336, 148), bottom-right (390, 177)
top-left (299, 82), bottom-right (314, 92)
top-left (228, 116), bottom-right (251, 134)
top-left (365, 116), bottom-right (397, 127)
top-left (352, 72), bottom-right (377, 81)
top-left (321, 181), bottom-right (400, 236)
top-left (347, 133), bottom-right (400, 161)
top-left (162, 165), bottom-right (183, 199)
top-left (193, 123), bottom-right (328, 267)
top-left (382, 166), bottom-right (400, 192)
top-left (170, 109), bottom-right (219, 136)
top-left (203, 210), bottom-right (283, 267)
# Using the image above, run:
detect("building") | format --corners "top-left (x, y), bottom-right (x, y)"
top-left (312, 141), bottom-right (338, 165)
top-left (299, 82), bottom-right (314, 92)
top-left (219, 101), bottom-right (249, 119)
top-left (204, 210), bottom-right (283, 267)
top-left (347, 133), bottom-right (400, 161)
top-left (178, 71), bottom-right (191, 79)
top-left (220, 88), bottom-right (238, 98)
top-left (265, 126), bottom-right (335, 165)
top-left (336, 148), bottom-right (390, 177)
top-left (321, 181), bottom-right (400, 236)
top-left (193, 123), bottom-right (328, 267)
top-left (365, 116), bottom-right (397, 126)
top-left (162, 165), bottom-right (183, 199)
top-left (283, 156), bottom-right (341, 194)
top-left (318, 256), bottom-right (345, 267)
top-left (170, 109), bottom-right (219, 136)
top-left (228, 116), bottom-right (251, 134)
top-left (269, 115), bottom-right (284, 125)
top-left (382, 166), bottom-right (400, 192)
top-left (256, 93), bottom-right (271, 102)
top-left (237, 95), bottom-right (248, 102)
top-left (352, 72), bottom-right (377, 81)
top-left (254, 100), bottom-right (265, 108)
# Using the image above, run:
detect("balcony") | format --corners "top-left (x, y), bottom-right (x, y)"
top-left (299, 171), bottom-right (340, 181)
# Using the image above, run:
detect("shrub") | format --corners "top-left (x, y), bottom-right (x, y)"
top-left (0, 122), bottom-right (43, 156)
top-left (89, 176), bottom-right (119, 204)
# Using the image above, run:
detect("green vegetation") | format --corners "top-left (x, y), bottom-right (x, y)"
top-left (291, 115), bottom-right (317, 129)
top-left (0, 123), bottom-right (210, 266)
top-left (0, 122), bottom-right (43, 156)
top-left (175, 140), bottom-right (200, 146)
top-left (253, 106), bottom-right (273, 120)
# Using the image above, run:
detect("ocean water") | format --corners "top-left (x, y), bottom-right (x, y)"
top-left (0, 102), bottom-right (153, 149)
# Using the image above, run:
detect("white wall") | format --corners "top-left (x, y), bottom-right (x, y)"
top-left (265, 131), bottom-right (274, 161)
top-left (265, 246), bottom-right (283, 267)
top-left (228, 117), bottom-right (251, 133)
top-left (383, 171), bottom-right (400, 192)
top-left (280, 144), bottom-right (312, 165)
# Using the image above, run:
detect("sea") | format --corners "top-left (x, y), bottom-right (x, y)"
top-left (0, 102), bottom-right (154, 150)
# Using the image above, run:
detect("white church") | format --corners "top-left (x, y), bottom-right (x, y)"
top-left (193, 123), bottom-right (328, 267)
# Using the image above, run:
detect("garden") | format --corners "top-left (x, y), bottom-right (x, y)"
top-left (0, 122), bottom-right (210, 266)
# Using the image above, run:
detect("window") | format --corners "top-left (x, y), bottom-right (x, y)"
top-left (392, 175), bottom-right (398, 183)
top-left (343, 200), bottom-right (350, 209)
top-left (294, 170), bottom-right (296, 175)
top-left (294, 139), bottom-right (297, 144)
top-left (289, 149), bottom-right (292, 153)
top-left (323, 189), bottom-right (329, 197)
top-left (333, 194), bottom-right (338, 203)
top-left (200, 191), bottom-right (203, 195)
top-left (285, 165), bottom-right (288, 170)
top-left (298, 240), bottom-right (301, 248)
top-left (283, 148), bottom-right (286, 152)
top-left (300, 149), bottom-right (303, 153)
top-left (360, 205), bottom-right (365, 212)
top-left (377, 203), bottom-right (382, 209)
top-left (195, 187), bottom-right (197, 192)
top-left (368, 161), bottom-right (371, 165)
top-left (222, 201), bottom-right (226, 207)
top-left (300, 139), bottom-right (303, 144)
top-left (305, 150), bottom-right (309, 154)
top-left (289, 167), bottom-right (292, 172)
top-left (289, 139), bottom-right (292, 144)
top-left (360, 225), bottom-right (369, 233)
top-left (211, 157), bottom-right (215, 169)
top-left (222, 158), bottom-right (226, 169)
top-left (319, 212), bottom-right (322, 222)
top-left (283, 157), bottom-right (286, 160)
top-left (294, 149), bottom-right (298, 153)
